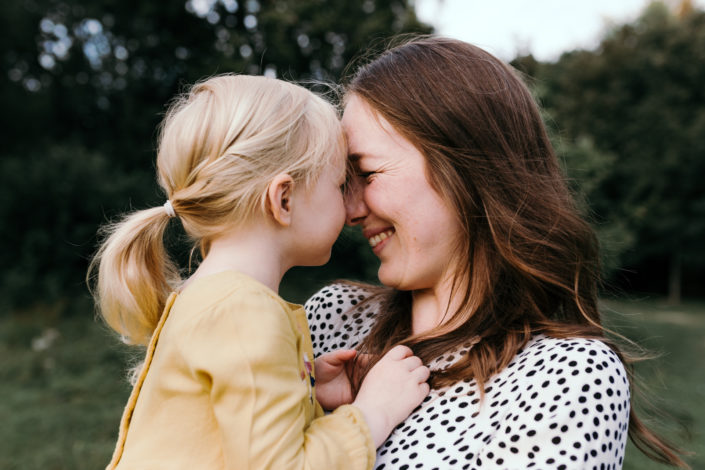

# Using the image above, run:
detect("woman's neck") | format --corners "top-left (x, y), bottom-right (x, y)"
top-left (410, 274), bottom-right (465, 335)
top-left (185, 224), bottom-right (289, 294)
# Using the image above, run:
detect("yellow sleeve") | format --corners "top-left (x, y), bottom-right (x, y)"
top-left (180, 290), bottom-right (375, 470)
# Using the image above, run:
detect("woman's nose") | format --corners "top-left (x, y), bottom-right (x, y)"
top-left (344, 178), bottom-right (368, 226)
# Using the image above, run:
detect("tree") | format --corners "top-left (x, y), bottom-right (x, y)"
top-left (537, 2), bottom-right (705, 301)
top-left (0, 0), bottom-right (431, 312)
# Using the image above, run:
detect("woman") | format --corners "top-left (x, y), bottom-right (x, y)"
top-left (305, 37), bottom-right (687, 469)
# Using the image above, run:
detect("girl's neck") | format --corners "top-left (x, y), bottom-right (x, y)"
top-left (185, 223), bottom-right (290, 294)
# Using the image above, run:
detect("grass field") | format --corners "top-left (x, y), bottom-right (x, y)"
top-left (602, 298), bottom-right (705, 469)
top-left (0, 296), bottom-right (701, 469)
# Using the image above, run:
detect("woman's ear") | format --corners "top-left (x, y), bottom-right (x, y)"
top-left (266, 173), bottom-right (295, 227)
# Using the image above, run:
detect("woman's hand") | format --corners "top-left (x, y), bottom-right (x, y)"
top-left (314, 349), bottom-right (357, 410)
top-left (352, 345), bottom-right (430, 448)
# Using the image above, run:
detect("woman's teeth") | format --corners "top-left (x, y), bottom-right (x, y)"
top-left (368, 230), bottom-right (394, 248)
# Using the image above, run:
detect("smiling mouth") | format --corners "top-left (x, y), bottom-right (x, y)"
top-left (368, 229), bottom-right (395, 248)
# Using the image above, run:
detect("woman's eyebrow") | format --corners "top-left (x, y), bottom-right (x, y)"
top-left (349, 151), bottom-right (382, 164)
top-left (347, 152), bottom-right (362, 162)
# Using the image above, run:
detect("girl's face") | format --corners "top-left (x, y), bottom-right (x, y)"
top-left (341, 95), bottom-right (463, 292)
top-left (290, 158), bottom-right (347, 266)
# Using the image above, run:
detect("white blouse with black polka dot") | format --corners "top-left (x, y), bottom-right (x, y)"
top-left (305, 283), bottom-right (630, 470)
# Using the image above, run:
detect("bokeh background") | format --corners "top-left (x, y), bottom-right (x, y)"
top-left (1, 0), bottom-right (703, 468)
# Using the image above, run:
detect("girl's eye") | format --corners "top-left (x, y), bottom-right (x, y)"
top-left (358, 171), bottom-right (376, 181)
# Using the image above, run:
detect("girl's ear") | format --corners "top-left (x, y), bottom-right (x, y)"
top-left (266, 173), bottom-right (295, 227)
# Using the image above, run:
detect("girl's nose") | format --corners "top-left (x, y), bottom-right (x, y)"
top-left (344, 177), bottom-right (368, 226)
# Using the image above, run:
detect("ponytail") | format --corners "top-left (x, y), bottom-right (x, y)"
top-left (88, 206), bottom-right (179, 345)
top-left (88, 74), bottom-right (345, 345)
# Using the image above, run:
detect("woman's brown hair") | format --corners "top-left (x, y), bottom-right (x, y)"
top-left (344, 36), bottom-right (688, 467)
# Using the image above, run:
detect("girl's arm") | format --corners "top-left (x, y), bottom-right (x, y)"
top-left (314, 349), bottom-right (358, 410)
top-left (315, 347), bottom-right (430, 447)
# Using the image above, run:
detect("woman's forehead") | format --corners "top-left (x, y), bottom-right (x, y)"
top-left (343, 99), bottom-right (416, 162)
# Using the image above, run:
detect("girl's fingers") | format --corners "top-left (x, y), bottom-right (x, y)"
top-left (413, 365), bottom-right (431, 383)
top-left (385, 344), bottom-right (414, 360)
top-left (401, 355), bottom-right (423, 370)
top-left (333, 349), bottom-right (357, 361)
top-left (322, 349), bottom-right (357, 366)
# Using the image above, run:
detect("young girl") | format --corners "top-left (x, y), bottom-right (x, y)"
top-left (89, 74), bottom-right (430, 469)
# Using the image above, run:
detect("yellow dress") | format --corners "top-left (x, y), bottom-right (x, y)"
top-left (107, 271), bottom-right (374, 470)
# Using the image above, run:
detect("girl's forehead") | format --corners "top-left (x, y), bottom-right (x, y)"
top-left (328, 152), bottom-right (346, 181)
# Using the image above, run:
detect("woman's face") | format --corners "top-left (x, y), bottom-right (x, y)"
top-left (342, 95), bottom-right (463, 292)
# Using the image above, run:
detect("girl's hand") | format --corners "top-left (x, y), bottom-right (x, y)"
top-left (352, 345), bottom-right (430, 448)
top-left (314, 349), bottom-right (357, 410)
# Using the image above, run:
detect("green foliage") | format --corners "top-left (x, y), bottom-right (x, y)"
top-left (554, 134), bottom-right (636, 277)
top-left (536, 2), bottom-right (705, 295)
top-left (1, 0), bottom-right (431, 314)
top-left (0, 145), bottom-right (149, 311)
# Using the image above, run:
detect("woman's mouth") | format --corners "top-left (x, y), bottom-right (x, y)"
top-left (367, 229), bottom-right (395, 248)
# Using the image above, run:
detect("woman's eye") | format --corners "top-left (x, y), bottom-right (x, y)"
top-left (358, 171), bottom-right (376, 181)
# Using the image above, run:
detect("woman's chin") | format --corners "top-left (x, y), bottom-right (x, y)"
top-left (376, 267), bottom-right (397, 288)
top-left (377, 266), bottom-right (411, 291)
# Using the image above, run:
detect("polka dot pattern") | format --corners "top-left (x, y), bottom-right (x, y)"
top-left (306, 283), bottom-right (631, 469)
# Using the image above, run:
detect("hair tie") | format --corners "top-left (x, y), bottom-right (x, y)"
top-left (163, 200), bottom-right (176, 218)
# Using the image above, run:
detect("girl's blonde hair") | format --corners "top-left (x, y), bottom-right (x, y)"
top-left (88, 74), bottom-right (345, 345)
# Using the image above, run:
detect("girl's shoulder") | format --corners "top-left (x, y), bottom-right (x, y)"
top-left (171, 270), bottom-right (294, 333)
top-left (165, 272), bottom-right (303, 365)
top-left (305, 282), bottom-right (380, 356)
